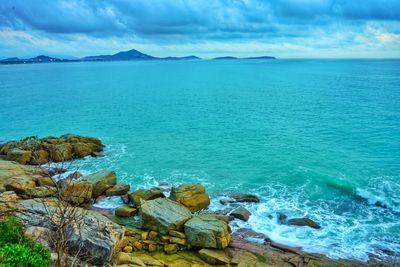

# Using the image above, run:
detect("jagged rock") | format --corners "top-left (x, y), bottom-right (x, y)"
top-left (106, 183), bottom-right (130, 196)
top-left (26, 186), bottom-right (57, 198)
top-left (4, 177), bottom-right (36, 196)
top-left (128, 188), bottom-right (165, 207)
top-left (30, 149), bottom-right (49, 165)
top-left (287, 217), bottom-right (321, 229)
top-left (184, 214), bottom-right (231, 249)
top-left (169, 183), bottom-right (210, 212)
top-left (140, 198), bottom-right (192, 234)
top-left (220, 193), bottom-right (260, 204)
top-left (115, 205), bottom-right (137, 217)
top-left (231, 207), bottom-right (251, 221)
top-left (48, 143), bottom-right (73, 162)
top-left (58, 179), bottom-right (92, 204)
top-left (16, 199), bottom-right (124, 266)
top-left (199, 248), bottom-right (230, 265)
top-left (0, 160), bottom-right (48, 192)
top-left (6, 148), bottom-right (32, 164)
top-left (84, 170), bottom-right (116, 197)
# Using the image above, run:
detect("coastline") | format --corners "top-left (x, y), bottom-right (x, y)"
top-left (0, 134), bottom-right (397, 266)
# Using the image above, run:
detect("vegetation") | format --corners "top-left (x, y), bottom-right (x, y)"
top-left (0, 215), bottom-right (50, 267)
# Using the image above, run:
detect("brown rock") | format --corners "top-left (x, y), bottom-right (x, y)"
top-left (4, 177), bottom-right (36, 196)
top-left (59, 179), bottom-right (92, 204)
top-left (230, 207), bottom-right (251, 221)
top-left (6, 148), bottom-right (32, 164)
top-left (169, 183), bottom-right (210, 212)
top-left (199, 248), bottom-right (230, 265)
top-left (106, 183), bottom-right (130, 196)
top-left (115, 205), bottom-right (137, 217)
top-left (128, 188), bottom-right (165, 207)
top-left (30, 150), bottom-right (49, 165)
top-left (36, 176), bottom-right (55, 187)
top-left (164, 244), bottom-right (179, 254)
top-left (169, 230), bottom-right (186, 239)
top-left (84, 170), bottom-right (116, 198)
top-left (287, 217), bottom-right (321, 229)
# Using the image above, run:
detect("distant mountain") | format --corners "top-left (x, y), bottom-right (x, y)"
top-left (213, 56), bottom-right (275, 60)
top-left (161, 55), bottom-right (201, 60)
top-left (82, 49), bottom-right (155, 61)
top-left (1, 48), bottom-right (275, 64)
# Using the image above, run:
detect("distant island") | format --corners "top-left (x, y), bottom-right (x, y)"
top-left (0, 49), bottom-right (275, 64)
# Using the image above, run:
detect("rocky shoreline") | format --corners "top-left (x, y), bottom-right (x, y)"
top-left (0, 135), bottom-right (395, 266)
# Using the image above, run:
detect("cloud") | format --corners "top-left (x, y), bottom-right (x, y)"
top-left (0, 0), bottom-right (399, 58)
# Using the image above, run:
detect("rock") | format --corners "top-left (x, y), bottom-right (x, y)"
top-left (184, 214), bottom-right (231, 249)
top-left (84, 170), bottom-right (116, 198)
top-left (199, 248), bottom-right (230, 265)
top-left (130, 252), bottom-right (164, 266)
top-left (121, 194), bottom-right (130, 204)
top-left (169, 230), bottom-right (186, 239)
top-left (278, 213), bottom-right (287, 223)
top-left (287, 217), bottom-right (321, 229)
top-left (229, 249), bottom-right (271, 267)
top-left (71, 142), bottom-right (92, 158)
top-left (65, 171), bottom-right (82, 180)
top-left (123, 246), bottom-right (133, 253)
top-left (231, 207), bottom-right (251, 221)
top-left (114, 252), bottom-right (145, 266)
top-left (169, 183), bottom-right (210, 212)
top-left (24, 226), bottom-right (52, 248)
top-left (16, 199), bottom-right (124, 266)
top-left (4, 177), bottom-right (36, 196)
top-left (29, 150), bottom-right (49, 165)
top-left (220, 193), bottom-right (260, 204)
top-left (106, 183), bottom-right (130, 196)
top-left (26, 186), bottom-right (57, 198)
top-left (91, 151), bottom-right (105, 157)
top-left (232, 228), bottom-right (270, 242)
top-left (164, 243), bottom-right (179, 254)
top-left (151, 251), bottom-right (211, 266)
top-left (115, 205), bottom-right (137, 217)
top-left (140, 198), bottom-right (192, 234)
top-left (128, 188), bottom-right (165, 207)
top-left (6, 148), bottom-right (32, 164)
top-left (0, 191), bottom-right (20, 216)
top-left (36, 176), bottom-right (55, 187)
top-left (48, 143), bottom-right (73, 162)
top-left (58, 179), bottom-right (92, 204)
top-left (169, 237), bottom-right (187, 245)
top-left (0, 161), bottom-right (48, 192)
top-left (45, 167), bottom-right (67, 176)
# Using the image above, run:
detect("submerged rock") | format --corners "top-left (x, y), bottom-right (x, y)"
top-left (287, 217), bottom-right (321, 229)
top-left (128, 188), bottom-right (165, 207)
top-left (230, 206), bottom-right (251, 221)
top-left (184, 214), bottom-right (231, 249)
top-left (84, 169), bottom-right (116, 198)
top-left (169, 183), bottom-right (210, 212)
top-left (220, 193), bottom-right (260, 204)
top-left (140, 198), bottom-right (192, 234)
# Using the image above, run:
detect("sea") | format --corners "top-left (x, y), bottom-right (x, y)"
top-left (0, 59), bottom-right (399, 261)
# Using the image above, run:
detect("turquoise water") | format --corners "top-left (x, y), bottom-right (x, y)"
top-left (1, 59), bottom-right (399, 260)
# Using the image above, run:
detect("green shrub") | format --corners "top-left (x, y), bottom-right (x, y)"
top-left (0, 215), bottom-right (25, 245)
top-left (0, 215), bottom-right (50, 267)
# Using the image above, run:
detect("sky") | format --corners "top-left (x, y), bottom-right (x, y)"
top-left (0, 0), bottom-right (399, 59)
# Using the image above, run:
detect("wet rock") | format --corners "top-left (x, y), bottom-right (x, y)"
top-left (106, 183), bottom-right (130, 196)
top-left (84, 170), bottom-right (116, 198)
top-left (278, 212), bottom-right (287, 223)
top-left (232, 228), bottom-right (271, 242)
top-left (128, 188), bottom-right (165, 207)
top-left (91, 151), bottom-right (105, 157)
top-left (199, 248), bottom-right (230, 265)
top-left (45, 167), bottom-right (67, 176)
top-left (184, 214), bottom-right (231, 249)
top-left (169, 183), bottom-right (210, 212)
top-left (115, 205), bottom-right (137, 217)
top-left (7, 148), bottom-right (32, 164)
top-left (220, 193), bottom-right (260, 204)
top-left (230, 206), bottom-right (251, 221)
top-left (65, 171), bottom-right (82, 180)
top-left (287, 217), bottom-right (321, 229)
top-left (140, 198), bottom-right (192, 234)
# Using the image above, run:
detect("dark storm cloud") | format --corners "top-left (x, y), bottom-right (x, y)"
top-left (1, 0), bottom-right (398, 38)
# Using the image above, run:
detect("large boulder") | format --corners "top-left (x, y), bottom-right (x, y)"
top-left (84, 170), bottom-right (116, 198)
top-left (4, 177), bottom-right (36, 196)
top-left (230, 207), bottom-right (251, 221)
top-left (128, 188), bottom-right (165, 207)
top-left (140, 198), bottom-right (192, 234)
top-left (47, 143), bottom-right (73, 162)
top-left (184, 214), bottom-right (231, 249)
top-left (6, 148), bottom-right (32, 164)
top-left (59, 179), bottom-right (92, 204)
top-left (199, 248), bottom-right (230, 265)
top-left (16, 198), bottom-right (124, 266)
top-left (106, 183), bottom-right (130, 196)
top-left (169, 183), bottom-right (210, 212)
